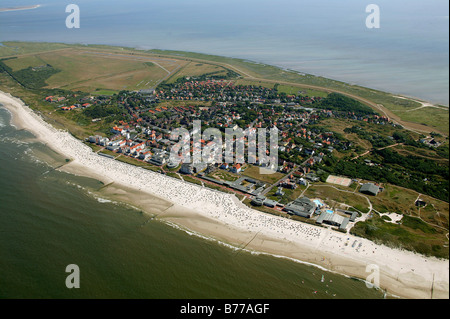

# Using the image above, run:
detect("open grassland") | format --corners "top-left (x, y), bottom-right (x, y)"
top-left (166, 61), bottom-right (228, 83)
top-left (2, 54), bottom-right (48, 71)
top-left (0, 45), bottom-right (184, 94)
top-left (266, 184), bottom-right (307, 205)
top-left (0, 41), bottom-right (71, 58)
top-left (276, 84), bottom-right (329, 97)
top-left (208, 170), bottom-right (241, 182)
top-left (67, 64), bottom-right (168, 92)
top-left (115, 155), bottom-right (160, 172)
top-left (370, 183), bottom-right (449, 226)
top-left (242, 164), bottom-right (285, 185)
top-left (44, 51), bottom-right (165, 90)
top-left (315, 118), bottom-right (379, 152)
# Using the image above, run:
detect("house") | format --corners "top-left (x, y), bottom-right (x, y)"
top-left (139, 89), bottom-right (155, 96)
top-left (193, 162), bottom-right (207, 173)
top-left (360, 183), bottom-right (380, 196)
top-left (138, 151), bottom-right (152, 161)
top-left (111, 126), bottom-right (124, 134)
top-left (275, 187), bottom-right (285, 196)
top-left (231, 164), bottom-right (242, 173)
top-left (283, 197), bottom-right (317, 218)
top-left (149, 153), bottom-right (166, 166)
top-left (180, 163), bottom-right (194, 175)
top-left (263, 199), bottom-right (278, 208)
top-left (280, 180), bottom-right (297, 189)
top-left (106, 145), bottom-right (120, 152)
top-left (130, 142), bottom-right (145, 154)
top-left (305, 173), bottom-right (319, 182)
top-left (88, 135), bottom-right (101, 144)
top-left (251, 195), bottom-right (266, 207)
top-left (316, 211), bottom-right (350, 230)
top-left (220, 163), bottom-right (230, 169)
top-left (341, 210), bottom-right (358, 222)
top-left (166, 161), bottom-right (178, 169)
top-left (99, 137), bottom-right (110, 146)
top-left (415, 199), bottom-right (427, 207)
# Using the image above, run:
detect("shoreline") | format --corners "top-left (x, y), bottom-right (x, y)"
top-left (0, 90), bottom-right (448, 299)
top-left (0, 5), bottom-right (41, 13)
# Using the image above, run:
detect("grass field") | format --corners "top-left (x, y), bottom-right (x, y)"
top-left (276, 84), bottom-right (329, 97)
top-left (115, 155), bottom-right (160, 172)
top-left (369, 183), bottom-right (449, 226)
top-left (1, 45), bottom-right (182, 94)
top-left (67, 65), bottom-right (168, 92)
top-left (166, 61), bottom-right (228, 83)
top-left (242, 165), bottom-right (285, 185)
top-left (266, 184), bottom-right (307, 205)
top-left (208, 170), bottom-right (241, 182)
top-left (1, 55), bottom-right (48, 71)
top-left (0, 41), bottom-right (71, 58)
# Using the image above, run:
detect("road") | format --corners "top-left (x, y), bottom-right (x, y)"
top-left (351, 143), bottom-right (402, 160)
top-left (261, 165), bottom-right (298, 196)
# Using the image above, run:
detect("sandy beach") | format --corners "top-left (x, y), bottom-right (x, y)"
top-left (1, 90), bottom-right (448, 299)
top-left (0, 5), bottom-right (41, 13)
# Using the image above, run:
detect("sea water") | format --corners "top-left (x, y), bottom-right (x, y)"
top-left (0, 0), bottom-right (448, 105)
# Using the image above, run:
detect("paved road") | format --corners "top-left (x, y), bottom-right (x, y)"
top-left (261, 165), bottom-right (298, 196)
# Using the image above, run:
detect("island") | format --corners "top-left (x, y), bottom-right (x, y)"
top-left (0, 41), bottom-right (448, 299)
top-left (0, 5), bottom-right (41, 13)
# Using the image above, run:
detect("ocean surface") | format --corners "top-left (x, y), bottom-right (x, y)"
top-left (0, 0), bottom-right (448, 105)
top-left (0, 105), bottom-right (386, 299)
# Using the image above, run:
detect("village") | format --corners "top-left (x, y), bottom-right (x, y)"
top-left (42, 78), bottom-right (416, 233)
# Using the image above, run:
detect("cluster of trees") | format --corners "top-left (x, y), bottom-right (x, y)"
top-left (376, 148), bottom-right (448, 178)
top-left (318, 149), bottom-right (449, 202)
top-left (344, 125), bottom-right (395, 148)
top-left (83, 104), bottom-right (126, 121)
top-left (316, 93), bottom-right (377, 115)
top-left (0, 58), bottom-right (60, 89)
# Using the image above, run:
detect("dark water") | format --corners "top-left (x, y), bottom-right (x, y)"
top-left (0, 0), bottom-right (448, 105)
top-left (0, 107), bottom-right (385, 298)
